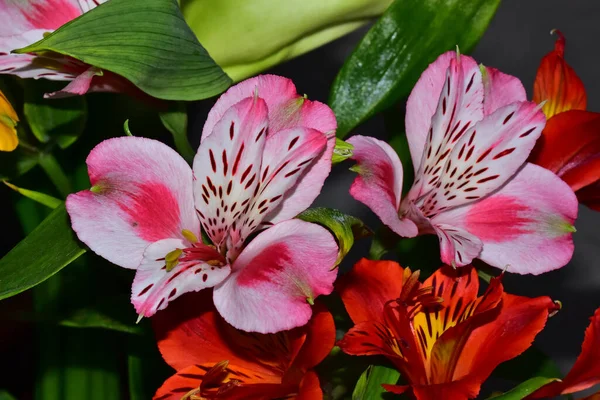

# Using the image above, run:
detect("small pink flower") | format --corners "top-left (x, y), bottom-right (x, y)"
top-left (66, 75), bottom-right (339, 333)
top-left (348, 51), bottom-right (578, 274)
top-left (0, 0), bottom-right (127, 98)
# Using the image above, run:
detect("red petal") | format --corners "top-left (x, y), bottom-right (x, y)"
top-left (411, 379), bottom-right (482, 400)
top-left (337, 321), bottom-right (395, 358)
top-left (575, 181), bottom-right (600, 211)
top-left (531, 110), bottom-right (600, 190)
top-left (531, 307), bottom-right (600, 398)
top-left (453, 293), bottom-right (556, 392)
top-left (153, 363), bottom-right (282, 400)
top-left (533, 31), bottom-right (587, 118)
top-left (289, 303), bottom-right (336, 373)
top-left (382, 384), bottom-right (410, 395)
top-left (152, 290), bottom-right (299, 376)
top-left (336, 258), bottom-right (405, 324)
top-left (294, 370), bottom-right (323, 400)
top-left (427, 273), bottom-right (504, 384)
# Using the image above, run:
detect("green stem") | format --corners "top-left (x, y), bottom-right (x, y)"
top-left (38, 153), bottom-right (72, 198)
top-left (368, 237), bottom-right (387, 260)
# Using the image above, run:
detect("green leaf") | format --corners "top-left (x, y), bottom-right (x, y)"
top-left (38, 153), bottom-right (72, 197)
top-left (159, 103), bottom-right (195, 163)
top-left (297, 207), bottom-right (371, 266)
top-left (3, 181), bottom-right (61, 209)
top-left (16, 0), bottom-right (231, 101)
top-left (23, 81), bottom-right (87, 149)
top-left (59, 305), bottom-right (144, 335)
top-left (0, 204), bottom-right (86, 301)
top-left (332, 137), bottom-right (354, 164)
top-left (487, 377), bottom-right (558, 400)
top-left (352, 365), bottom-right (400, 400)
top-left (330, 0), bottom-right (501, 137)
top-left (0, 390), bottom-right (17, 400)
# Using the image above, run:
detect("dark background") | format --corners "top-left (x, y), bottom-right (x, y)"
top-left (211, 0), bottom-right (599, 377)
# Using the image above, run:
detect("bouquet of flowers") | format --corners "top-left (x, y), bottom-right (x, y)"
top-left (0, 1), bottom-right (598, 399)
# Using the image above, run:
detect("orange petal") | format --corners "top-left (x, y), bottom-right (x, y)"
top-left (153, 362), bottom-right (282, 400)
top-left (453, 293), bottom-right (556, 394)
top-left (533, 30), bottom-right (587, 118)
top-left (411, 379), bottom-right (482, 400)
top-left (428, 272), bottom-right (503, 384)
top-left (294, 370), bottom-right (323, 400)
top-left (337, 320), bottom-right (395, 358)
top-left (336, 258), bottom-right (405, 324)
top-left (288, 302), bottom-right (336, 373)
top-left (531, 307), bottom-right (600, 398)
top-left (153, 290), bottom-right (296, 376)
top-left (416, 266), bottom-right (481, 363)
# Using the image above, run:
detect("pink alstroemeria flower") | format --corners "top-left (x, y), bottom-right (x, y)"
top-left (66, 75), bottom-right (339, 333)
top-left (348, 51), bottom-right (578, 274)
top-left (0, 0), bottom-right (124, 98)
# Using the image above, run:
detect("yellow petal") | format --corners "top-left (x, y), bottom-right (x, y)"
top-left (0, 122), bottom-right (18, 152)
top-left (0, 90), bottom-right (18, 123)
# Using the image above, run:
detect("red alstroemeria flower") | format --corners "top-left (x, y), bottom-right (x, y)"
top-left (529, 307), bottom-right (600, 399)
top-left (336, 258), bottom-right (559, 400)
top-left (152, 291), bottom-right (335, 400)
top-left (529, 31), bottom-right (600, 210)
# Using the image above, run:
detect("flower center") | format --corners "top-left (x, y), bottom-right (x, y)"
top-left (164, 230), bottom-right (227, 272)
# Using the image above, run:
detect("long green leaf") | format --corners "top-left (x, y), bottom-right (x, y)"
top-left (0, 204), bottom-right (86, 301)
top-left (16, 0), bottom-right (231, 101)
top-left (297, 207), bottom-right (371, 266)
top-left (329, 0), bottom-right (501, 137)
top-left (352, 365), bottom-right (400, 400)
top-left (3, 181), bottom-right (61, 209)
top-left (487, 377), bottom-right (558, 400)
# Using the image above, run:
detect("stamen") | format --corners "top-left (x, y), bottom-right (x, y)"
top-left (181, 229), bottom-right (199, 244)
top-left (165, 248), bottom-right (183, 272)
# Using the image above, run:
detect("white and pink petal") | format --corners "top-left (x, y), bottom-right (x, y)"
top-left (482, 66), bottom-right (527, 115)
top-left (261, 131), bottom-right (335, 226)
top-left (66, 137), bottom-right (199, 269)
top-left (213, 219), bottom-right (339, 333)
top-left (132, 239), bottom-right (231, 318)
top-left (348, 135), bottom-right (418, 237)
top-left (202, 74), bottom-right (336, 141)
top-left (421, 101), bottom-right (546, 217)
top-left (408, 52), bottom-right (484, 192)
top-left (193, 96), bottom-right (269, 249)
top-left (435, 163), bottom-right (577, 274)
top-left (249, 126), bottom-right (328, 231)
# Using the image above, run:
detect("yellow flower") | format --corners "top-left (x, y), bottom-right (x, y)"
top-left (0, 90), bottom-right (19, 152)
